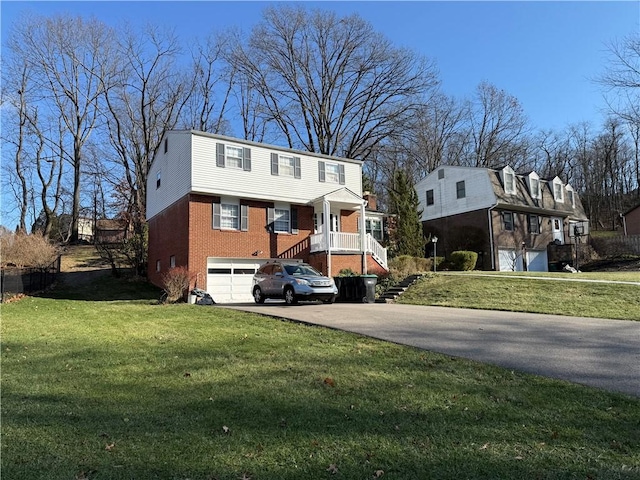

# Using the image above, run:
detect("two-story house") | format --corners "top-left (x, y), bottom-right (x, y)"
top-left (415, 165), bottom-right (589, 272)
top-left (146, 130), bottom-right (388, 302)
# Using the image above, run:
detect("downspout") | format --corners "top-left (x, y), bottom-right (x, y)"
top-left (487, 204), bottom-right (497, 270)
top-left (360, 200), bottom-right (368, 274)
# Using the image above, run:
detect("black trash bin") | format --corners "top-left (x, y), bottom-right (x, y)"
top-left (335, 276), bottom-right (356, 302)
top-left (359, 274), bottom-right (378, 303)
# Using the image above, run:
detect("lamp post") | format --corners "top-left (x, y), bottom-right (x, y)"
top-left (432, 236), bottom-right (438, 273)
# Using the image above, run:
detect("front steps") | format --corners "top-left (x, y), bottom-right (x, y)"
top-left (375, 274), bottom-right (425, 303)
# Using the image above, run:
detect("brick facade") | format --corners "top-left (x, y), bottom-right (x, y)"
top-left (148, 194), bottom-right (383, 288)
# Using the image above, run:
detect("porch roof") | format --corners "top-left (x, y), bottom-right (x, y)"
top-left (310, 187), bottom-right (366, 211)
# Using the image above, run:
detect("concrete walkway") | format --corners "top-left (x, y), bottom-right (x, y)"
top-left (223, 302), bottom-right (640, 398)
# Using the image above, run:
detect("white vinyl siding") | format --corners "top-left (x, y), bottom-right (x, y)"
top-left (415, 166), bottom-right (497, 222)
top-left (148, 131), bottom-right (363, 219)
top-left (191, 134), bottom-right (361, 206)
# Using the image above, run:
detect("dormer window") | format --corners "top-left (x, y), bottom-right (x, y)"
top-left (528, 172), bottom-right (541, 199)
top-left (501, 166), bottom-right (516, 195)
top-left (553, 177), bottom-right (564, 202)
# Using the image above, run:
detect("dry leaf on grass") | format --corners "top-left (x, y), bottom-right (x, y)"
top-left (327, 463), bottom-right (339, 474)
top-left (323, 377), bottom-right (335, 387)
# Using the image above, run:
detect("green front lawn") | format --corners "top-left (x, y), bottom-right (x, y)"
top-left (398, 273), bottom-right (640, 321)
top-left (2, 275), bottom-right (639, 479)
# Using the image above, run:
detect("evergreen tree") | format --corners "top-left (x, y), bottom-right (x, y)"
top-left (388, 170), bottom-right (426, 257)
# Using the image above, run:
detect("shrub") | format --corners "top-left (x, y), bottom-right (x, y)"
top-left (161, 266), bottom-right (194, 303)
top-left (0, 233), bottom-right (59, 269)
top-left (338, 268), bottom-right (356, 276)
top-left (389, 255), bottom-right (431, 279)
top-left (449, 251), bottom-right (478, 271)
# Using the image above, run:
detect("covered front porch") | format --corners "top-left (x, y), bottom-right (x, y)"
top-left (308, 188), bottom-right (388, 274)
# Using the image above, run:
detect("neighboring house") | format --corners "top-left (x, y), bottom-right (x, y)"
top-left (95, 219), bottom-right (130, 244)
top-left (622, 203), bottom-right (640, 236)
top-left (416, 165), bottom-right (589, 272)
top-left (77, 217), bottom-right (94, 243)
top-left (146, 130), bottom-right (388, 302)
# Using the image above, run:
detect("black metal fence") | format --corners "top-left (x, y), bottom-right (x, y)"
top-left (1, 256), bottom-right (61, 302)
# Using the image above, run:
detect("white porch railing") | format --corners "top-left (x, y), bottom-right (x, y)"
top-left (310, 232), bottom-right (388, 270)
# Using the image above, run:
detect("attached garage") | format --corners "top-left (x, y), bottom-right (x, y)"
top-left (206, 258), bottom-right (265, 303)
top-left (498, 248), bottom-right (548, 272)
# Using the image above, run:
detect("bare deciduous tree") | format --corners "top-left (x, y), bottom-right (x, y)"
top-left (9, 14), bottom-right (119, 242)
top-left (227, 5), bottom-right (439, 159)
top-left (466, 81), bottom-right (530, 168)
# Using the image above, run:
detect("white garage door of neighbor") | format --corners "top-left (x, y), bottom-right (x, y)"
top-left (498, 249), bottom-right (523, 272)
top-left (206, 258), bottom-right (264, 303)
top-left (526, 250), bottom-right (548, 272)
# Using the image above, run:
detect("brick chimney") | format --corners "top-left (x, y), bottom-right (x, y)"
top-left (363, 191), bottom-right (377, 211)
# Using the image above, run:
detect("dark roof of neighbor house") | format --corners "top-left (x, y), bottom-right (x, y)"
top-left (623, 202), bottom-right (640, 216)
top-left (488, 169), bottom-right (588, 221)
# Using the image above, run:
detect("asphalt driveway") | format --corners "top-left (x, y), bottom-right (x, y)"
top-left (223, 302), bottom-right (640, 398)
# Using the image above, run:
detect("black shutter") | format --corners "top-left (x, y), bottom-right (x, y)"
top-left (212, 202), bottom-right (221, 229)
top-left (243, 148), bottom-right (252, 171)
top-left (318, 161), bottom-right (326, 182)
top-left (338, 164), bottom-right (345, 184)
top-left (267, 207), bottom-right (275, 233)
top-left (293, 157), bottom-right (301, 179)
top-left (291, 207), bottom-right (298, 234)
top-left (271, 153), bottom-right (279, 175)
top-left (241, 204), bottom-right (249, 231)
top-left (216, 143), bottom-right (225, 167)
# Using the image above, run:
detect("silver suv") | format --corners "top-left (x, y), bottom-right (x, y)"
top-left (252, 260), bottom-right (338, 305)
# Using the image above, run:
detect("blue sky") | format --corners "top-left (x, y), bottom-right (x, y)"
top-left (2, 1), bottom-right (638, 131)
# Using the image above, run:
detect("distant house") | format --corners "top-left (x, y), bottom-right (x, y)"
top-left (415, 165), bottom-right (589, 272)
top-left (622, 203), bottom-right (640, 236)
top-left (146, 130), bottom-right (388, 302)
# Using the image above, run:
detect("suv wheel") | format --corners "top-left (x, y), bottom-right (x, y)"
top-left (284, 287), bottom-right (297, 305)
top-left (253, 287), bottom-right (265, 304)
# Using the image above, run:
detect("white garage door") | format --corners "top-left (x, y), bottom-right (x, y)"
top-left (206, 258), bottom-right (264, 303)
top-left (498, 249), bottom-right (523, 271)
top-left (526, 250), bottom-right (548, 272)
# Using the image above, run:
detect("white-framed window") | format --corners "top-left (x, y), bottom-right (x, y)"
top-left (366, 218), bottom-right (383, 241)
top-left (325, 163), bottom-right (340, 183)
top-left (226, 145), bottom-right (243, 169)
top-left (221, 203), bottom-right (239, 229)
top-left (530, 178), bottom-right (540, 198)
top-left (156, 171), bottom-right (161, 189)
top-left (504, 171), bottom-right (515, 194)
top-left (216, 143), bottom-right (251, 171)
top-left (170, 255), bottom-right (176, 268)
top-left (503, 211), bottom-right (514, 231)
top-left (553, 178), bottom-right (564, 202)
top-left (456, 180), bottom-right (466, 199)
top-left (274, 208), bottom-right (290, 233)
top-left (318, 161), bottom-right (345, 184)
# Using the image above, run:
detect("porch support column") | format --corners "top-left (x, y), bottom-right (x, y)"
top-left (323, 199), bottom-right (331, 276)
top-left (360, 201), bottom-right (367, 274)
